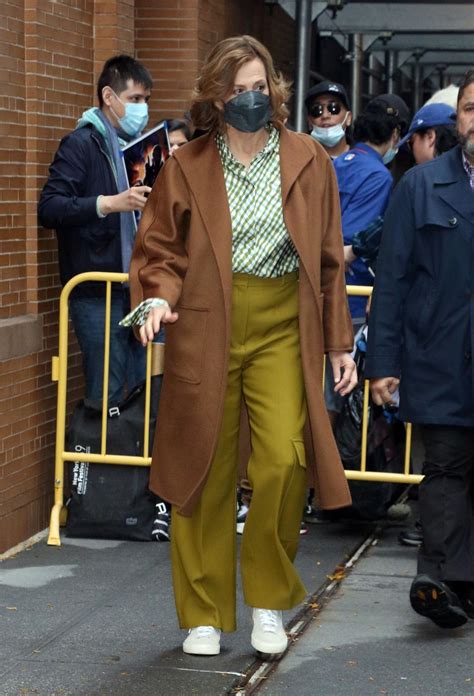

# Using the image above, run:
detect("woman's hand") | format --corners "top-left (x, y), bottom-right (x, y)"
top-left (328, 351), bottom-right (358, 397)
top-left (139, 305), bottom-right (179, 346)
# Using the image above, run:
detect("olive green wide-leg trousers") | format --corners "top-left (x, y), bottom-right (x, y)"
top-left (171, 272), bottom-right (308, 631)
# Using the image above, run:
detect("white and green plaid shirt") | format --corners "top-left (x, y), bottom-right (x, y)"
top-left (216, 125), bottom-right (298, 277)
top-left (121, 126), bottom-right (298, 327)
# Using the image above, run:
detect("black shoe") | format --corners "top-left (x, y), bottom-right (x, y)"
top-left (398, 520), bottom-right (423, 547)
top-left (152, 502), bottom-right (171, 542)
top-left (448, 582), bottom-right (474, 620)
top-left (409, 574), bottom-right (468, 628)
top-left (304, 505), bottom-right (333, 524)
top-left (236, 503), bottom-right (249, 535)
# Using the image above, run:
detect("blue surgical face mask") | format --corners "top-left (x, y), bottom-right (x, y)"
top-left (111, 91), bottom-right (149, 137)
top-left (223, 91), bottom-right (271, 133)
top-left (311, 112), bottom-right (349, 148)
top-left (382, 146), bottom-right (398, 165)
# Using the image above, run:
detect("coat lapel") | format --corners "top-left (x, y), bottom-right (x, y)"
top-left (175, 133), bottom-right (233, 309)
top-left (279, 127), bottom-right (319, 296)
top-left (279, 125), bottom-right (314, 209)
top-left (435, 146), bottom-right (474, 225)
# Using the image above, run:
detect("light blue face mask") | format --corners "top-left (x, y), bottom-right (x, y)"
top-left (111, 91), bottom-right (149, 137)
top-left (382, 146), bottom-right (398, 165)
top-left (311, 112), bottom-right (349, 148)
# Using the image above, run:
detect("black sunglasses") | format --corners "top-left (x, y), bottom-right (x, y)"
top-left (310, 101), bottom-right (343, 118)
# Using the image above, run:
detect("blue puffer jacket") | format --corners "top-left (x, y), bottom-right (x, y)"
top-left (38, 124), bottom-right (122, 297)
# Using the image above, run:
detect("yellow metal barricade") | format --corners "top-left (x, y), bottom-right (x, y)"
top-left (48, 276), bottom-right (421, 546)
top-left (48, 272), bottom-right (155, 546)
top-left (345, 285), bottom-right (421, 487)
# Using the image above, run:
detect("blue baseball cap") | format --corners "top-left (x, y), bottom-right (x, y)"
top-left (399, 103), bottom-right (456, 148)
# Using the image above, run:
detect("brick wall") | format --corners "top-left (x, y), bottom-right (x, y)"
top-left (135, 0), bottom-right (200, 124)
top-left (0, 0), bottom-right (134, 553)
top-left (135, 0), bottom-right (296, 124)
top-left (0, 0), bottom-right (296, 553)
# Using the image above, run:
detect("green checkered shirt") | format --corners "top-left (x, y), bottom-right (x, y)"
top-left (120, 126), bottom-right (298, 327)
top-left (216, 126), bottom-right (299, 277)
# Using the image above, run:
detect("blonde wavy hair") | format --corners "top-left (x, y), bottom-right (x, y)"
top-left (190, 35), bottom-right (291, 133)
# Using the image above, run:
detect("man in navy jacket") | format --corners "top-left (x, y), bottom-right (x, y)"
top-left (39, 55), bottom-right (152, 405)
top-left (365, 69), bottom-right (474, 629)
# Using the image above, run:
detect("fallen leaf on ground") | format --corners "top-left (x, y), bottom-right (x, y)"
top-left (327, 567), bottom-right (346, 581)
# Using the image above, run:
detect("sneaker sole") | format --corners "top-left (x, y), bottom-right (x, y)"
top-left (398, 537), bottom-right (423, 547)
top-left (251, 635), bottom-right (288, 657)
top-left (153, 531), bottom-right (170, 542)
top-left (182, 645), bottom-right (220, 656)
top-left (410, 578), bottom-right (468, 628)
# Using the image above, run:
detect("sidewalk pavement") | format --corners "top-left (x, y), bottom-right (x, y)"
top-left (2, 509), bottom-right (473, 696)
top-left (0, 518), bottom-right (370, 696)
top-left (260, 523), bottom-right (474, 696)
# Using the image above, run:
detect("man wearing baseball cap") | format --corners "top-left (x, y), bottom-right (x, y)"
top-left (399, 102), bottom-right (457, 165)
top-left (305, 80), bottom-right (352, 158)
top-left (333, 93), bottom-right (410, 321)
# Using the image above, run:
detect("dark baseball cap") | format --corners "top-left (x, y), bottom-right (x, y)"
top-left (305, 80), bottom-right (351, 111)
top-left (367, 93), bottom-right (410, 130)
top-left (398, 102), bottom-right (456, 147)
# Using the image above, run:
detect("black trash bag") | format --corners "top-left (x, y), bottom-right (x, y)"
top-left (334, 383), bottom-right (369, 463)
top-left (333, 326), bottom-right (406, 520)
top-left (65, 375), bottom-right (163, 541)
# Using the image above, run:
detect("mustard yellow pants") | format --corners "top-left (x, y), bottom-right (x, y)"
top-left (171, 272), bottom-right (308, 631)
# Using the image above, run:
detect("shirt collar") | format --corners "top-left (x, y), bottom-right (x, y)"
top-left (353, 142), bottom-right (384, 162)
top-left (216, 125), bottom-right (279, 170)
top-left (462, 150), bottom-right (474, 177)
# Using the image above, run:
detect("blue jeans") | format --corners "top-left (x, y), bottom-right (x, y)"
top-left (69, 289), bottom-right (146, 406)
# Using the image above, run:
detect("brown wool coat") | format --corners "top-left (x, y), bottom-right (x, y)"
top-left (129, 126), bottom-right (354, 516)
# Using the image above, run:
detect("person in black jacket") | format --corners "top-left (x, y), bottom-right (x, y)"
top-left (39, 55), bottom-right (153, 405)
top-left (365, 69), bottom-right (474, 629)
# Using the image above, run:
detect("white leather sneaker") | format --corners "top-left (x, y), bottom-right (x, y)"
top-left (251, 608), bottom-right (288, 656)
top-left (182, 626), bottom-right (221, 655)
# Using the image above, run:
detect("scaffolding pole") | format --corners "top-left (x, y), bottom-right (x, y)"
top-left (294, 0), bottom-right (312, 132)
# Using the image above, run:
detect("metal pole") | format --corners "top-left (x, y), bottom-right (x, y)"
top-left (413, 59), bottom-right (422, 112)
top-left (350, 33), bottom-right (363, 119)
top-left (368, 52), bottom-right (377, 98)
top-left (294, 0), bottom-right (312, 132)
top-left (386, 50), bottom-right (398, 93)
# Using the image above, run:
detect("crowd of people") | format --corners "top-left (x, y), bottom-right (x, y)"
top-left (38, 35), bottom-right (474, 655)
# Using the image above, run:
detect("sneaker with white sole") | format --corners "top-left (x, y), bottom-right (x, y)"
top-left (182, 626), bottom-right (221, 655)
top-left (237, 505), bottom-right (307, 536)
top-left (251, 608), bottom-right (288, 656)
top-left (236, 503), bottom-right (249, 535)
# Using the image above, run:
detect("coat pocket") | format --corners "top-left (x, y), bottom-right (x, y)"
top-left (291, 438), bottom-right (306, 469)
top-left (165, 306), bottom-right (209, 384)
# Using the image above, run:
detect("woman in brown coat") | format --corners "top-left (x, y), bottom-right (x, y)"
top-left (122, 35), bottom-right (356, 658)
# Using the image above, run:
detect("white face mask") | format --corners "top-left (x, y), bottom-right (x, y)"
top-left (110, 90), bottom-right (149, 137)
top-left (311, 112), bottom-right (349, 148)
top-left (382, 146), bottom-right (398, 165)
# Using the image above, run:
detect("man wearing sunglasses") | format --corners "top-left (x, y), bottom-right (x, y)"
top-left (305, 81), bottom-right (352, 159)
